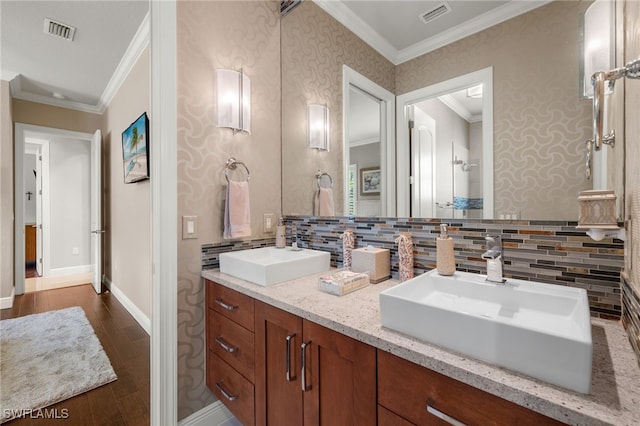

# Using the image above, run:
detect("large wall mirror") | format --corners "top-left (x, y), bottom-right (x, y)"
top-left (281, 0), bottom-right (623, 221)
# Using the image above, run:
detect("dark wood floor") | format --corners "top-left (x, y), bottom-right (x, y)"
top-left (1, 284), bottom-right (150, 425)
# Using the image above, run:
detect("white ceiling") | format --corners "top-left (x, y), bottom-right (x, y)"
top-left (1, 1), bottom-right (549, 113)
top-left (1, 0), bottom-right (148, 113)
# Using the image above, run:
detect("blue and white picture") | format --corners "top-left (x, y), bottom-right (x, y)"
top-left (122, 112), bottom-right (149, 183)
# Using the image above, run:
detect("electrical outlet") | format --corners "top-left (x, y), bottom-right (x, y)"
top-left (264, 213), bottom-right (275, 234)
top-left (72, 247), bottom-right (79, 255)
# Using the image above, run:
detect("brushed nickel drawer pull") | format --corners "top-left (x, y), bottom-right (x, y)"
top-left (285, 333), bottom-right (295, 381)
top-left (215, 380), bottom-right (238, 401)
top-left (301, 341), bottom-right (311, 392)
top-left (215, 336), bottom-right (237, 353)
top-left (215, 297), bottom-right (238, 311)
top-left (426, 405), bottom-right (467, 426)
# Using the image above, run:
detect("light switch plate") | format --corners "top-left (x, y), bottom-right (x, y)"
top-left (182, 215), bottom-right (197, 239)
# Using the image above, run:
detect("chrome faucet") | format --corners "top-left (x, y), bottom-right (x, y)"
top-left (482, 234), bottom-right (505, 283)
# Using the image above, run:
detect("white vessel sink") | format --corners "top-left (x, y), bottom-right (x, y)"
top-left (379, 269), bottom-right (592, 393)
top-left (219, 246), bottom-right (330, 286)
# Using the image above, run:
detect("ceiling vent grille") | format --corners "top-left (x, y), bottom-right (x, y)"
top-left (419, 2), bottom-right (452, 24)
top-left (43, 18), bottom-right (76, 41)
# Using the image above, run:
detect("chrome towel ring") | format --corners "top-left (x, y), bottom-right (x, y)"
top-left (225, 157), bottom-right (251, 182)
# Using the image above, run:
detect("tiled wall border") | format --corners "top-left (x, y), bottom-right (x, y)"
top-left (201, 217), bottom-right (624, 319)
top-left (622, 275), bottom-right (640, 366)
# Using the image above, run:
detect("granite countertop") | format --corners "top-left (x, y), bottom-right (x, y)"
top-left (202, 268), bottom-right (640, 426)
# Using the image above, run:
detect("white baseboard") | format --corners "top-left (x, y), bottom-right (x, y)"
top-left (102, 275), bottom-right (150, 335)
top-left (0, 287), bottom-right (15, 309)
top-left (48, 264), bottom-right (92, 277)
top-left (178, 401), bottom-right (235, 426)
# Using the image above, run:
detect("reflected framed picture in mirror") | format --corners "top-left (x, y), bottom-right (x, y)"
top-left (360, 167), bottom-right (381, 196)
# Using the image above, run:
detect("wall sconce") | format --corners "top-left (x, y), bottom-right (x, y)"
top-left (581, 0), bottom-right (614, 99)
top-left (215, 69), bottom-right (251, 133)
top-left (308, 104), bottom-right (329, 151)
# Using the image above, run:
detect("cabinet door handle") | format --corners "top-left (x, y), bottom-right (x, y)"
top-left (426, 405), bottom-right (467, 426)
top-left (285, 333), bottom-right (295, 381)
top-left (301, 341), bottom-right (311, 392)
top-left (215, 297), bottom-right (238, 311)
top-left (215, 336), bottom-right (237, 353)
top-left (215, 380), bottom-right (238, 401)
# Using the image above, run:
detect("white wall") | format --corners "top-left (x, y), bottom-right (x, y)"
top-left (23, 153), bottom-right (37, 224)
top-left (0, 80), bottom-right (14, 301)
top-left (49, 136), bottom-right (91, 269)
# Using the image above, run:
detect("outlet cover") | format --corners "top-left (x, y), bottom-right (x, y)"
top-left (263, 213), bottom-right (275, 234)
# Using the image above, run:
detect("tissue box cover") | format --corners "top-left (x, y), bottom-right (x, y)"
top-left (318, 270), bottom-right (370, 296)
top-left (352, 247), bottom-right (390, 283)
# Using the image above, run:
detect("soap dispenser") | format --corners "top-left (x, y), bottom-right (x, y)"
top-left (275, 217), bottom-right (286, 249)
top-left (436, 224), bottom-right (455, 276)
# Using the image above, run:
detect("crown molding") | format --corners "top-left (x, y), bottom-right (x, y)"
top-left (438, 94), bottom-right (472, 122)
top-left (8, 12), bottom-right (150, 115)
top-left (396, 1), bottom-right (552, 64)
top-left (315, 0), bottom-right (551, 66)
top-left (313, 0), bottom-right (399, 64)
top-left (97, 11), bottom-right (150, 113)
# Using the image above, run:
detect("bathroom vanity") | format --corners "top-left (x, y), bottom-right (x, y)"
top-left (203, 269), bottom-right (640, 425)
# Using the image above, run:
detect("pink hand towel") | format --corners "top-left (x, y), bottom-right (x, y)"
top-left (314, 187), bottom-right (335, 216)
top-left (224, 181), bottom-right (251, 239)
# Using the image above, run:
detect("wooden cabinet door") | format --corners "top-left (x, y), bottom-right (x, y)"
top-left (302, 320), bottom-right (376, 426)
top-left (255, 301), bottom-right (303, 426)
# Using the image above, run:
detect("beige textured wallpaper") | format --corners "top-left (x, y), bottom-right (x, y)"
top-left (176, 0), bottom-right (281, 418)
top-left (1, 80), bottom-right (14, 300)
top-left (281, 1), bottom-right (395, 216)
top-left (102, 47), bottom-right (151, 318)
top-left (396, 1), bottom-right (593, 220)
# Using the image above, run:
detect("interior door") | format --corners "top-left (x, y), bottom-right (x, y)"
top-left (90, 129), bottom-right (102, 293)
top-left (35, 147), bottom-right (43, 276)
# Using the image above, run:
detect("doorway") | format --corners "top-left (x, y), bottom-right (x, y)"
top-left (14, 124), bottom-right (102, 296)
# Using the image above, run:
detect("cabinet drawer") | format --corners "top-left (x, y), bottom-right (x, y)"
top-left (378, 405), bottom-right (414, 426)
top-left (207, 280), bottom-right (255, 332)
top-left (207, 351), bottom-right (255, 426)
top-left (208, 310), bottom-right (255, 383)
top-left (378, 350), bottom-right (562, 426)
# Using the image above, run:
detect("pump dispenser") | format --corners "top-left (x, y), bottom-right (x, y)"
top-left (436, 224), bottom-right (455, 276)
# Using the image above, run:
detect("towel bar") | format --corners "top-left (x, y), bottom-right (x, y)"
top-left (225, 157), bottom-right (251, 182)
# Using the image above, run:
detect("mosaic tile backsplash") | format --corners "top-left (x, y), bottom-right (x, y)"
top-left (202, 216), bottom-right (624, 319)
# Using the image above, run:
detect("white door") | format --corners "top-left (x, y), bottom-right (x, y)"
top-left (90, 130), bottom-right (102, 293)
top-left (35, 148), bottom-right (43, 276)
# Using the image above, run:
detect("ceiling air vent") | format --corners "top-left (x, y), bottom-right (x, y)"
top-left (43, 18), bottom-right (76, 41)
top-left (419, 2), bottom-right (452, 24)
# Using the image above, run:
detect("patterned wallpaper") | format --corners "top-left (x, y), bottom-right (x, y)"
top-left (176, 0), bottom-right (281, 419)
top-left (281, 1), bottom-right (395, 216)
top-left (396, 1), bottom-right (593, 220)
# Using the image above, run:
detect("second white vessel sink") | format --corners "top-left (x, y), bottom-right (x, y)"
top-left (379, 269), bottom-right (593, 393)
top-left (219, 246), bottom-right (330, 286)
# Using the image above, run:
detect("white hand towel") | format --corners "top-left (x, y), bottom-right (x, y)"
top-left (224, 181), bottom-right (251, 239)
top-left (314, 187), bottom-right (335, 216)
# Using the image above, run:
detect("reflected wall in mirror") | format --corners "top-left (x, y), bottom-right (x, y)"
top-left (282, 0), bottom-right (621, 220)
top-left (397, 67), bottom-right (493, 218)
top-left (281, 0), bottom-right (395, 216)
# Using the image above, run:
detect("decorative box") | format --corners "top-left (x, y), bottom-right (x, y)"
top-left (576, 190), bottom-right (618, 228)
top-left (318, 270), bottom-right (370, 296)
top-left (352, 246), bottom-right (390, 284)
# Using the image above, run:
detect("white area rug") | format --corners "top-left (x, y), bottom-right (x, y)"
top-left (0, 307), bottom-right (117, 423)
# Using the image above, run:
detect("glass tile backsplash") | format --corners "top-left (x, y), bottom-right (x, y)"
top-left (202, 216), bottom-right (624, 319)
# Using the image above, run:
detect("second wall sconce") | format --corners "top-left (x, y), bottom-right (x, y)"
top-left (308, 104), bottom-right (329, 151)
top-left (215, 69), bottom-right (251, 133)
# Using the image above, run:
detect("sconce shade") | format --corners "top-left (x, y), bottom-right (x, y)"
top-left (308, 104), bottom-right (329, 151)
top-left (583, 0), bottom-right (614, 98)
top-left (215, 69), bottom-right (251, 133)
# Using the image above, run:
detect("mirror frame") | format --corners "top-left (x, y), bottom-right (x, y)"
top-left (342, 65), bottom-right (396, 216)
top-left (396, 67), bottom-right (494, 218)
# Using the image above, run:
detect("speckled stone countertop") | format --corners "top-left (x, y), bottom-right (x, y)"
top-left (202, 269), bottom-right (640, 426)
